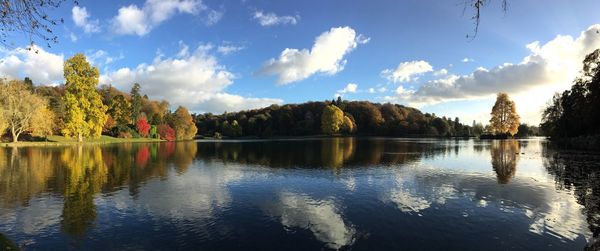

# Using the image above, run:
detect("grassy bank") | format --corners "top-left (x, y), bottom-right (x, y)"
top-left (1, 135), bottom-right (163, 147)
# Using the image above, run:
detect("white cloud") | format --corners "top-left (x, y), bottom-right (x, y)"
top-left (368, 88), bottom-right (375, 93)
top-left (72, 6), bottom-right (100, 33)
top-left (0, 45), bottom-right (64, 85)
top-left (204, 9), bottom-right (224, 26)
top-left (112, 5), bottom-right (149, 36)
top-left (217, 43), bottom-right (245, 55)
top-left (253, 11), bottom-right (298, 26)
top-left (259, 26), bottom-right (368, 84)
top-left (87, 50), bottom-right (123, 67)
top-left (339, 83), bottom-right (358, 93)
top-left (110, 0), bottom-right (215, 36)
top-left (385, 24), bottom-right (600, 123)
top-left (100, 43), bottom-right (281, 113)
top-left (69, 32), bottom-right (78, 42)
top-left (433, 68), bottom-right (448, 76)
top-left (381, 60), bottom-right (433, 83)
top-left (462, 57), bottom-right (474, 63)
top-left (335, 83), bottom-right (358, 97)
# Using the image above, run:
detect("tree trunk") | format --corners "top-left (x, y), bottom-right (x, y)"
top-left (11, 127), bottom-right (17, 143)
top-left (78, 133), bottom-right (83, 143)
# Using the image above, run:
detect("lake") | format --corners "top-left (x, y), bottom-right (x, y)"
top-left (0, 138), bottom-right (598, 250)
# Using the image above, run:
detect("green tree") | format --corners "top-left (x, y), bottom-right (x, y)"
top-left (0, 80), bottom-right (51, 142)
top-left (171, 106), bottom-right (198, 140)
top-left (321, 104), bottom-right (344, 135)
top-left (130, 83), bottom-right (142, 120)
top-left (489, 93), bottom-right (520, 136)
top-left (62, 54), bottom-right (108, 142)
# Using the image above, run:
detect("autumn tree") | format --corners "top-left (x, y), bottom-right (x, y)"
top-left (171, 106), bottom-right (197, 140)
top-left (30, 106), bottom-right (55, 138)
top-left (136, 117), bottom-right (150, 138)
top-left (108, 94), bottom-right (131, 126)
top-left (489, 93), bottom-right (520, 136)
top-left (0, 108), bottom-right (6, 136)
top-left (62, 54), bottom-right (108, 142)
top-left (0, 80), bottom-right (53, 142)
top-left (321, 104), bottom-right (344, 135)
top-left (158, 124), bottom-right (175, 141)
top-left (341, 115), bottom-right (357, 134)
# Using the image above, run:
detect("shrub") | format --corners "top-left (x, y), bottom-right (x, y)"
top-left (149, 125), bottom-right (158, 139)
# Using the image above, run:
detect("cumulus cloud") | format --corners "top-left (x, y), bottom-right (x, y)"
top-left (385, 24), bottom-right (600, 123)
top-left (0, 45), bottom-right (64, 85)
top-left (381, 60), bottom-right (433, 83)
top-left (253, 11), bottom-right (298, 26)
top-left (462, 57), bottom-right (474, 63)
top-left (72, 6), bottom-right (100, 33)
top-left (111, 0), bottom-right (216, 36)
top-left (100, 43), bottom-right (281, 113)
top-left (335, 83), bottom-right (358, 97)
top-left (259, 26), bottom-right (368, 84)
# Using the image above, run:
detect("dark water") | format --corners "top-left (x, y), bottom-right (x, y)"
top-left (0, 138), bottom-right (599, 250)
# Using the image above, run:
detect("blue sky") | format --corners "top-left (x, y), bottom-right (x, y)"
top-left (2, 0), bottom-right (600, 124)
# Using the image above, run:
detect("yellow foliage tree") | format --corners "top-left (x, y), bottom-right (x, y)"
top-left (0, 105), bottom-right (7, 137)
top-left (31, 106), bottom-right (56, 138)
top-left (341, 115), bottom-right (357, 134)
top-left (321, 104), bottom-right (344, 135)
top-left (489, 93), bottom-right (520, 135)
top-left (0, 80), bottom-right (51, 142)
top-left (172, 106), bottom-right (198, 140)
top-left (62, 54), bottom-right (108, 142)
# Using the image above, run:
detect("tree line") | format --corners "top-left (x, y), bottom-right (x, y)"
top-left (0, 54), bottom-right (197, 142)
top-left (541, 49), bottom-right (600, 140)
top-left (193, 97), bottom-right (485, 138)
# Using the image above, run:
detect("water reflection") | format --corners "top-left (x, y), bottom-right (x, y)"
top-left (267, 191), bottom-right (355, 249)
top-left (0, 142), bottom-right (196, 239)
top-left (0, 138), bottom-right (598, 250)
top-left (490, 140), bottom-right (520, 184)
top-left (543, 148), bottom-right (600, 250)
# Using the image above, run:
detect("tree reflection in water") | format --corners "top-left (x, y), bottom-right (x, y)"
top-left (0, 142), bottom-right (197, 238)
top-left (490, 140), bottom-right (520, 184)
top-left (543, 149), bottom-right (600, 250)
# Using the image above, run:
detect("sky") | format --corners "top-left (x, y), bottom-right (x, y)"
top-left (1, 0), bottom-right (600, 125)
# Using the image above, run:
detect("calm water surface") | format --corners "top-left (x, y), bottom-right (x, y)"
top-left (0, 138), bottom-right (599, 250)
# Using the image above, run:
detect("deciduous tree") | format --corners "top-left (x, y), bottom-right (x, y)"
top-left (0, 80), bottom-right (50, 142)
top-left (171, 106), bottom-right (197, 140)
top-left (489, 93), bottom-right (520, 136)
top-left (62, 54), bottom-right (108, 142)
top-left (136, 117), bottom-right (150, 138)
top-left (321, 105), bottom-right (344, 135)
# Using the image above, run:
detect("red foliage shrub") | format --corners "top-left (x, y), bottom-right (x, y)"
top-left (158, 124), bottom-right (175, 141)
top-left (136, 117), bottom-right (151, 137)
